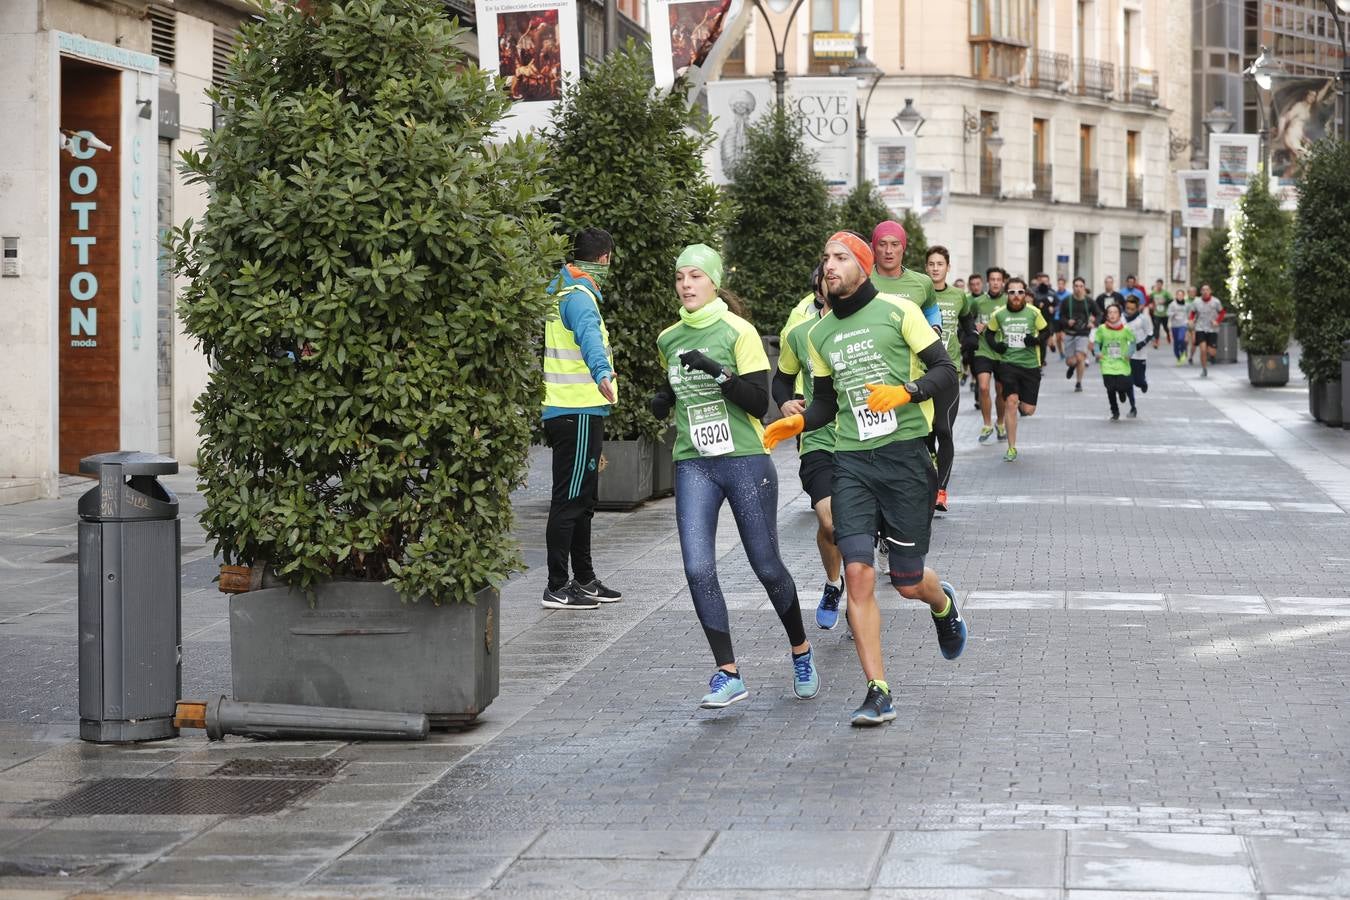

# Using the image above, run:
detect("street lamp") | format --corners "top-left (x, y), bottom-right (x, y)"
top-left (892, 97), bottom-right (925, 136)
top-left (750, 0), bottom-right (810, 111)
top-left (1203, 101), bottom-right (1234, 136)
top-left (1243, 46), bottom-right (1280, 172)
top-left (1319, 0), bottom-right (1350, 142)
top-left (842, 33), bottom-right (884, 187)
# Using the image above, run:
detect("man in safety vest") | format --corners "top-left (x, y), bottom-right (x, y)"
top-left (541, 227), bottom-right (623, 610)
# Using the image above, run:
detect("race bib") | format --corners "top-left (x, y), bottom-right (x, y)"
top-left (1006, 332), bottom-right (1026, 349)
top-left (687, 400), bottom-right (734, 456)
top-left (1108, 344), bottom-right (1122, 359)
top-left (846, 386), bottom-right (897, 441)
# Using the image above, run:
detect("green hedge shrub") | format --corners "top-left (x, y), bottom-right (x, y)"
top-left (168, 0), bottom-right (563, 602)
top-left (1228, 168), bottom-right (1294, 355)
top-left (1291, 138), bottom-right (1350, 383)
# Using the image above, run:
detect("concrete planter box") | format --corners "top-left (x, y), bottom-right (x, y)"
top-left (230, 581), bottom-right (499, 728)
top-left (1310, 380), bottom-right (1323, 421)
top-left (596, 438), bottom-right (652, 511)
top-left (1247, 353), bottom-right (1289, 387)
top-left (651, 427), bottom-right (675, 499)
top-left (1323, 380), bottom-right (1344, 428)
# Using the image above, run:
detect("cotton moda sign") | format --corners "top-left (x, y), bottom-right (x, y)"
top-left (475, 0), bottom-right (580, 137)
top-left (1208, 133), bottom-right (1259, 211)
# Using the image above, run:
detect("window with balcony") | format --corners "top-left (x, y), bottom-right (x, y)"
top-left (1126, 130), bottom-right (1143, 210)
top-left (980, 111), bottom-right (1002, 197)
top-left (811, 0), bottom-right (860, 72)
top-left (1079, 123), bottom-right (1098, 205)
top-left (971, 0), bottom-right (1032, 81)
top-left (1033, 118), bottom-right (1052, 201)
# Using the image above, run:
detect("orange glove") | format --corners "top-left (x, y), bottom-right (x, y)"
top-left (865, 382), bottom-right (912, 413)
top-left (762, 414), bottom-right (804, 450)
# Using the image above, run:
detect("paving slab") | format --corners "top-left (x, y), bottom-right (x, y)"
top-left (684, 830), bottom-right (890, 890)
top-left (524, 828), bottom-right (712, 860)
top-left (1065, 856), bottom-right (1258, 893)
top-left (875, 831), bottom-right (1065, 889)
top-left (1248, 836), bottom-right (1350, 896)
top-left (305, 854), bottom-right (512, 890)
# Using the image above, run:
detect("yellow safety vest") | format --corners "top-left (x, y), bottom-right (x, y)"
top-left (543, 269), bottom-right (616, 409)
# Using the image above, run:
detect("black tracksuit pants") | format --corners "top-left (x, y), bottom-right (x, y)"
top-left (544, 414), bottom-right (605, 590)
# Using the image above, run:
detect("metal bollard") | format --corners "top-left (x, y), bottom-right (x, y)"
top-left (198, 696), bottom-right (429, 741)
top-left (77, 451), bottom-right (181, 743)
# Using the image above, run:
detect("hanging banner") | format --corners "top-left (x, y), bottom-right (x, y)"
top-left (475, 0), bottom-right (580, 137)
top-left (868, 136), bottom-right (916, 212)
top-left (706, 78), bottom-right (773, 183)
top-left (1208, 133), bottom-right (1259, 211)
top-left (1269, 77), bottom-right (1335, 211)
top-left (650, 0), bottom-right (744, 91)
top-left (917, 169), bottom-right (949, 221)
top-left (1177, 169), bottom-right (1211, 228)
top-left (788, 76), bottom-right (856, 196)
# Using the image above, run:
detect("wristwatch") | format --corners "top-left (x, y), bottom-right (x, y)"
top-left (714, 367), bottom-right (732, 385)
top-left (903, 381), bottom-right (923, 401)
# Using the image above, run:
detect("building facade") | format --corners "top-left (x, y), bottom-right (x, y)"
top-left (729, 0), bottom-right (1189, 291)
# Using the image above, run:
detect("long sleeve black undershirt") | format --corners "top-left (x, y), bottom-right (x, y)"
top-left (800, 342), bottom-right (959, 433)
top-left (771, 368), bottom-right (799, 410)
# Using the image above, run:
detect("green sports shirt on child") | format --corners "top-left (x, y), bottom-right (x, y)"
top-left (806, 293), bottom-right (937, 452)
top-left (777, 294), bottom-right (837, 456)
top-left (1093, 323), bottom-right (1134, 375)
top-left (657, 300), bottom-right (770, 462)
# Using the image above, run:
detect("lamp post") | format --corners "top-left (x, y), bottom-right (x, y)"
top-left (1203, 101), bottom-right (1233, 230)
top-left (1320, 0), bottom-right (1350, 142)
top-left (750, 0), bottom-right (810, 111)
top-left (892, 97), bottom-right (925, 136)
top-left (842, 33), bottom-right (884, 187)
top-left (1244, 45), bottom-right (1279, 172)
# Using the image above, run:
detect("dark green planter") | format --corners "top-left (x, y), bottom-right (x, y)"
top-left (1310, 380), bottom-right (1324, 421)
top-left (1247, 353), bottom-right (1289, 387)
top-left (651, 427), bottom-right (675, 499)
top-left (596, 438), bottom-right (653, 511)
top-left (1323, 380), bottom-right (1343, 428)
top-left (230, 581), bottom-right (499, 728)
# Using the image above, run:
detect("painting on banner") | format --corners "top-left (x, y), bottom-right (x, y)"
top-left (475, 0), bottom-right (580, 136)
top-left (706, 78), bottom-right (773, 183)
top-left (1209, 133), bottom-right (1259, 211)
top-left (1268, 78), bottom-right (1335, 210)
top-left (650, 0), bottom-right (748, 90)
top-left (1177, 170), bottom-right (1211, 228)
top-left (917, 170), bottom-right (949, 220)
top-left (868, 137), bottom-right (916, 212)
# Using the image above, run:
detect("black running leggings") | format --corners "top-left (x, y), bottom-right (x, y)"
top-left (924, 383), bottom-right (960, 491)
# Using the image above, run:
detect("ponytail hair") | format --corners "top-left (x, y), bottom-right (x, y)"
top-left (718, 287), bottom-right (751, 323)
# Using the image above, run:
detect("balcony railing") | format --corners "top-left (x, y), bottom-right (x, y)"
top-left (980, 158), bottom-right (1002, 197)
top-left (1122, 67), bottom-right (1159, 106)
top-left (971, 38), bottom-right (1028, 83)
top-left (1077, 59), bottom-right (1115, 100)
top-left (1027, 50), bottom-right (1070, 90)
top-left (1033, 163), bottom-right (1054, 201)
top-left (1080, 168), bottom-right (1099, 205)
top-left (1126, 174), bottom-right (1144, 210)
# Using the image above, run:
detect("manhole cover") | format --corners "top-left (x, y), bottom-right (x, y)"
top-left (38, 777), bottom-right (324, 816)
top-left (211, 758), bottom-right (346, 779)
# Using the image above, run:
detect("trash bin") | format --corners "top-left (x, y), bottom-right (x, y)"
top-left (77, 451), bottom-right (181, 743)
top-left (1217, 320), bottom-right (1239, 364)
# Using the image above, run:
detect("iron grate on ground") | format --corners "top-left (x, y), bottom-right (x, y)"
top-left (211, 757), bottom-right (347, 779)
top-left (37, 777), bottom-right (325, 817)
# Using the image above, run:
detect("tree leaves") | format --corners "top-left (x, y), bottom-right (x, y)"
top-left (1290, 139), bottom-right (1350, 383)
top-left (1228, 167), bottom-right (1294, 356)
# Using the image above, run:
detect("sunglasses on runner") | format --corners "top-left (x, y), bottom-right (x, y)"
top-left (1007, 289), bottom-right (1026, 295)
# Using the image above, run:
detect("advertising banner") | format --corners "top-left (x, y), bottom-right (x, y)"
top-left (706, 78), bottom-right (773, 184)
top-left (1209, 133), bottom-right (1260, 211)
top-left (1269, 77), bottom-right (1335, 210)
top-left (1177, 169), bottom-right (1211, 228)
top-left (917, 169), bottom-right (949, 220)
top-left (649, 0), bottom-right (745, 91)
top-left (475, 0), bottom-right (580, 136)
top-left (867, 136), bottom-right (916, 211)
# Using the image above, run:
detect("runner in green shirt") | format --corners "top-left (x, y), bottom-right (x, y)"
top-left (924, 245), bottom-right (974, 511)
top-left (869, 220), bottom-right (944, 332)
top-left (972, 267), bottom-right (1009, 443)
top-left (1147, 279), bottom-right (1172, 349)
top-left (649, 243), bottom-right (817, 710)
top-left (772, 265), bottom-right (844, 629)
top-left (761, 231), bottom-right (965, 728)
top-left (984, 276), bottom-right (1047, 462)
top-left (1092, 303), bottom-right (1136, 420)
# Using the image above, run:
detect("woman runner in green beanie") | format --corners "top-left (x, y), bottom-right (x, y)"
top-left (649, 244), bottom-right (818, 710)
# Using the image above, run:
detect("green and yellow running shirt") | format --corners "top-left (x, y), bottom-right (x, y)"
top-left (1093, 323), bottom-right (1134, 375)
top-left (806, 294), bottom-right (938, 452)
top-left (871, 268), bottom-right (938, 319)
top-left (658, 311), bottom-right (769, 462)
top-left (988, 305), bottom-right (1047, 369)
top-left (933, 285), bottom-right (971, 361)
top-left (777, 294), bottom-right (837, 456)
top-left (972, 294), bottom-right (1005, 361)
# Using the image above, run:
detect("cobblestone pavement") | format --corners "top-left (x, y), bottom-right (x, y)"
top-left (1, 345), bottom-right (1349, 897)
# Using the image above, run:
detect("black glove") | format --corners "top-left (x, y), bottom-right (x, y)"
top-left (678, 349), bottom-right (724, 378)
top-left (649, 391), bottom-right (673, 420)
top-left (992, 341), bottom-right (1009, 355)
top-left (1136, 340), bottom-right (1149, 351)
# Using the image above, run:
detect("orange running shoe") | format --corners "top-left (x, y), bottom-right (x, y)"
top-left (935, 489), bottom-right (949, 512)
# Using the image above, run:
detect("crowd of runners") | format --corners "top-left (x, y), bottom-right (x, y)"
top-left (537, 224), bottom-right (1223, 726)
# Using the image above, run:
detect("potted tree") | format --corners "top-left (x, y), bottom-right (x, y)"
top-left (1291, 138), bottom-right (1350, 425)
top-left (546, 46), bottom-right (730, 509)
top-left (168, 0), bottom-right (563, 724)
top-left (1228, 168), bottom-right (1294, 387)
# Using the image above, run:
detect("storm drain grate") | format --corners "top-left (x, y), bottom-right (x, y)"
top-left (37, 777), bottom-right (324, 817)
top-left (211, 757), bottom-right (347, 779)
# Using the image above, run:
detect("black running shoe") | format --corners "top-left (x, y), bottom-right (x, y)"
top-left (1065, 363), bottom-right (1075, 380)
top-left (932, 582), bottom-right (967, 660)
top-left (541, 583), bottom-right (599, 610)
top-left (1128, 408), bottom-right (1138, 418)
top-left (574, 579), bottom-right (622, 603)
top-left (850, 682), bottom-right (896, 726)
top-left (1074, 382), bottom-right (1083, 392)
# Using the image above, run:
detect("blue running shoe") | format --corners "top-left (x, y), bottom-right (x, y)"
top-left (815, 582), bottom-right (843, 629)
top-left (792, 648), bottom-right (820, 699)
top-left (932, 581), bottom-right (967, 660)
top-left (699, 670), bottom-right (748, 709)
top-left (850, 681), bottom-right (895, 726)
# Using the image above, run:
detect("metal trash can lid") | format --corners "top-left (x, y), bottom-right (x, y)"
top-left (79, 451), bottom-right (178, 477)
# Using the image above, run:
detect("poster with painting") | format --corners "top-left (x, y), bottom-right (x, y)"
top-left (1208, 133), bottom-right (1259, 210)
top-left (1269, 77), bottom-right (1335, 210)
top-left (475, 0), bottom-right (580, 136)
top-left (650, 0), bottom-right (748, 91)
top-left (1177, 170), bottom-right (1211, 228)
